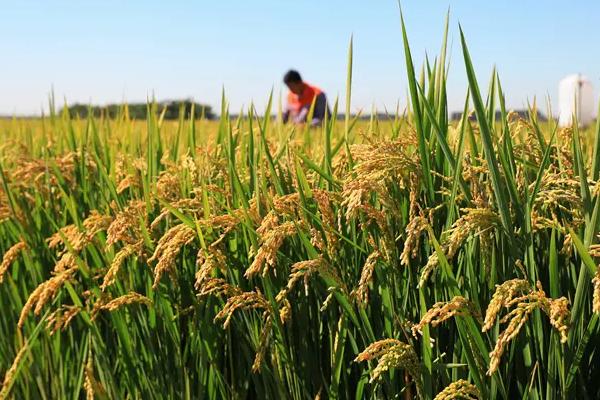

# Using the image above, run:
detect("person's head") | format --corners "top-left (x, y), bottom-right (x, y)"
top-left (284, 69), bottom-right (304, 95)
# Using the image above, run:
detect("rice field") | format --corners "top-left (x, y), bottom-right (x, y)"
top-left (1, 17), bottom-right (600, 400)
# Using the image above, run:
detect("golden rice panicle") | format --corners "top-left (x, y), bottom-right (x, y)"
top-left (272, 193), bottom-right (301, 216)
top-left (47, 224), bottom-right (84, 252)
top-left (275, 257), bottom-right (342, 320)
top-left (83, 348), bottom-right (95, 400)
top-left (115, 153), bottom-right (129, 184)
top-left (529, 171), bottom-right (583, 232)
top-left (339, 181), bottom-right (366, 225)
top-left (101, 240), bottom-right (143, 291)
top-left (446, 208), bottom-right (500, 260)
top-left (487, 283), bottom-right (570, 375)
top-left (40, 259), bottom-right (78, 301)
top-left (276, 258), bottom-right (325, 301)
top-left (181, 153), bottom-right (199, 184)
top-left (82, 210), bottom-right (112, 240)
top-left (355, 339), bottom-right (422, 394)
top-left (53, 252), bottom-right (78, 274)
top-left (276, 257), bottom-right (345, 311)
top-left (354, 249), bottom-right (381, 306)
top-left (106, 200), bottom-right (146, 248)
top-left (45, 305), bottom-right (81, 335)
top-left (345, 140), bottom-right (419, 196)
top-left (310, 228), bottom-right (326, 253)
top-left (88, 292), bottom-right (111, 320)
top-left (150, 198), bottom-right (203, 232)
top-left (278, 298), bottom-right (292, 324)
top-left (341, 140), bottom-right (420, 229)
top-left (412, 296), bottom-right (475, 337)
top-left (592, 269), bottom-right (600, 314)
top-left (98, 292), bottom-right (152, 312)
top-left (0, 340), bottom-right (29, 399)
top-left (419, 208), bottom-right (500, 288)
top-left (194, 247), bottom-right (226, 290)
top-left (319, 291), bottom-right (335, 312)
top-left (275, 264), bottom-right (304, 312)
top-left (400, 215), bottom-right (428, 267)
top-left (312, 189), bottom-right (341, 249)
top-left (156, 170), bottom-right (181, 202)
top-left (483, 279), bottom-right (530, 332)
top-left (419, 253), bottom-right (439, 289)
top-left (197, 277), bottom-right (242, 298)
top-left (589, 242), bottom-right (600, 258)
top-left (460, 154), bottom-right (490, 207)
top-left (245, 221), bottom-right (298, 278)
top-left (116, 173), bottom-right (138, 194)
top-left (354, 338), bottom-right (401, 363)
top-left (204, 214), bottom-right (240, 246)
top-left (255, 212), bottom-right (279, 238)
top-left (251, 314), bottom-right (273, 373)
top-left (149, 224), bottom-right (196, 289)
top-left (434, 379), bottom-right (480, 400)
top-left (354, 204), bottom-right (391, 241)
top-left (83, 347), bottom-right (106, 400)
top-left (214, 289), bottom-right (271, 329)
top-left (548, 296), bottom-right (570, 344)
top-left (18, 266), bottom-right (78, 328)
top-left (488, 294), bottom-right (538, 375)
top-left (0, 240), bottom-right (26, 283)
top-left (46, 210), bottom-right (110, 253)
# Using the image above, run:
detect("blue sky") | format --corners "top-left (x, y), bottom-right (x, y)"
top-left (1, 1), bottom-right (599, 116)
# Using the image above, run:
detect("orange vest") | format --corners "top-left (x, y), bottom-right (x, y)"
top-left (287, 83), bottom-right (322, 114)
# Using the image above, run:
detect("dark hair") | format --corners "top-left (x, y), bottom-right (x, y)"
top-left (283, 70), bottom-right (302, 84)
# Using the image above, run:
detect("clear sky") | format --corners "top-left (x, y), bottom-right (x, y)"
top-left (2, 1), bottom-right (599, 116)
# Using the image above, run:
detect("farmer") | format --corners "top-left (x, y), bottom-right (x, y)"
top-left (282, 70), bottom-right (330, 126)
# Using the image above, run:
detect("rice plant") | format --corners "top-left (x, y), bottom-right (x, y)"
top-left (1, 12), bottom-right (600, 400)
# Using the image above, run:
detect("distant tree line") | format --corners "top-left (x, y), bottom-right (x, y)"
top-left (61, 100), bottom-right (215, 120)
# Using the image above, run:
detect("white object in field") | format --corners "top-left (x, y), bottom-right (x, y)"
top-left (558, 74), bottom-right (594, 127)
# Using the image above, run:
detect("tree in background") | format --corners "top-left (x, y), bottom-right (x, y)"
top-left (62, 100), bottom-right (214, 120)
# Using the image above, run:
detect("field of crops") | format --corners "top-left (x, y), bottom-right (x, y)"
top-left (2, 19), bottom-right (600, 400)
